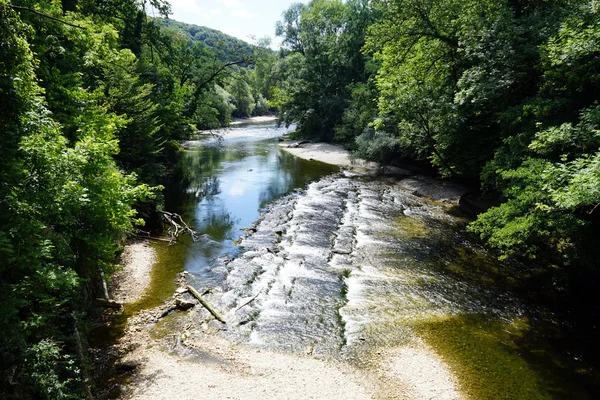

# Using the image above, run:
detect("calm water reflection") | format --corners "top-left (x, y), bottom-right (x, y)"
top-left (164, 121), bottom-right (338, 283)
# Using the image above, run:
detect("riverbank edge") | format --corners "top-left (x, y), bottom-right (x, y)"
top-left (279, 140), bottom-right (469, 205)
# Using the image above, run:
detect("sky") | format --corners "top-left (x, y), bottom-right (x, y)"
top-left (161, 0), bottom-right (308, 46)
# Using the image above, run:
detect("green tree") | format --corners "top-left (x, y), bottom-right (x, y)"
top-left (365, 0), bottom-right (521, 175)
top-left (470, 0), bottom-right (600, 266)
top-left (274, 0), bottom-right (374, 141)
top-left (226, 67), bottom-right (256, 118)
top-left (1, 2), bottom-right (153, 397)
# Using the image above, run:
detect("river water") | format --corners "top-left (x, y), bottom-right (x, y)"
top-left (157, 121), bottom-right (598, 399)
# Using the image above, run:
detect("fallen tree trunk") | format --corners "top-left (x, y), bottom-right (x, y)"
top-left (187, 285), bottom-right (226, 324)
top-left (95, 298), bottom-right (122, 309)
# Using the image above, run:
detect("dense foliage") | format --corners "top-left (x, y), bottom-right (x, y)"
top-left (155, 17), bottom-right (278, 123)
top-left (0, 0), bottom-right (269, 398)
top-left (154, 18), bottom-right (253, 63)
top-left (272, 0), bottom-right (375, 141)
top-left (3, 0), bottom-right (599, 396)
top-left (273, 0), bottom-right (600, 274)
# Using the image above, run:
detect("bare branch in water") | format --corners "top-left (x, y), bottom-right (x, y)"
top-left (159, 210), bottom-right (201, 244)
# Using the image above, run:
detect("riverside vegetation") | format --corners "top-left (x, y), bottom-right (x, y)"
top-left (1, 0), bottom-right (599, 398)
top-left (0, 0), bottom-right (274, 397)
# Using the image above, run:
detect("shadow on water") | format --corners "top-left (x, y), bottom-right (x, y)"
top-left (384, 212), bottom-right (600, 399)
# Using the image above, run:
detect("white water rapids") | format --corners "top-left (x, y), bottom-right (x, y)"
top-left (182, 172), bottom-right (523, 357)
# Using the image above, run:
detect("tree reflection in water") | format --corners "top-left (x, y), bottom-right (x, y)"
top-left (163, 121), bottom-right (338, 282)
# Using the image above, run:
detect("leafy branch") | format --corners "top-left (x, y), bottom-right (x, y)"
top-left (11, 5), bottom-right (86, 29)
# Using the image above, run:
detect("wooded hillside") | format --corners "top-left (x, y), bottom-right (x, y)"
top-left (154, 18), bottom-right (254, 63)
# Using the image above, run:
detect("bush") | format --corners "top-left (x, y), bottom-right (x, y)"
top-left (354, 127), bottom-right (400, 165)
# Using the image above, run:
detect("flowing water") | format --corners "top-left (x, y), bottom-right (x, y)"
top-left (150, 121), bottom-right (598, 399)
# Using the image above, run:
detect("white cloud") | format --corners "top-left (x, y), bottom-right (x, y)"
top-left (231, 9), bottom-right (257, 20)
top-left (218, 0), bottom-right (243, 9)
top-left (167, 0), bottom-right (309, 45)
top-left (169, 0), bottom-right (204, 14)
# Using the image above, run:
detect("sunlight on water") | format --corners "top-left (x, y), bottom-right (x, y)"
top-left (166, 121), bottom-right (338, 284)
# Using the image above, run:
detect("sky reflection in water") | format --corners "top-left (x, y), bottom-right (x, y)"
top-left (173, 122), bottom-right (338, 282)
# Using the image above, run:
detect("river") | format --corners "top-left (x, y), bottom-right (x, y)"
top-left (121, 120), bottom-right (599, 399)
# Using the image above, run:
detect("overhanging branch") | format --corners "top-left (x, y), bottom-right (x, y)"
top-left (197, 60), bottom-right (246, 90)
top-left (11, 5), bottom-right (86, 29)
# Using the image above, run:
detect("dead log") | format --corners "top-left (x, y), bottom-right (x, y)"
top-left (100, 270), bottom-right (109, 300)
top-left (95, 298), bottom-right (122, 309)
top-left (187, 285), bottom-right (225, 323)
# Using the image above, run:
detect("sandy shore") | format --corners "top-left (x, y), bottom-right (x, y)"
top-left (108, 239), bottom-right (465, 400)
top-left (127, 334), bottom-right (375, 400)
top-left (119, 320), bottom-right (463, 400)
top-left (380, 341), bottom-right (464, 400)
top-left (110, 241), bottom-right (155, 304)
top-left (280, 141), bottom-right (466, 203)
top-left (280, 141), bottom-right (377, 170)
top-left (231, 115), bottom-right (278, 125)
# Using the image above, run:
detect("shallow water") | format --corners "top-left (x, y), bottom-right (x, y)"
top-left (163, 122), bottom-right (338, 284)
top-left (155, 121), bottom-right (599, 399)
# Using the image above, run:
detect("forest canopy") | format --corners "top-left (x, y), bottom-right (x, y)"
top-left (0, 0), bottom-right (273, 397)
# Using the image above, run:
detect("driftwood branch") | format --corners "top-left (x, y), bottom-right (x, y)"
top-left (187, 285), bottom-right (225, 323)
top-left (160, 211), bottom-right (201, 244)
top-left (11, 6), bottom-right (86, 29)
top-left (235, 287), bottom-right (263, 313)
